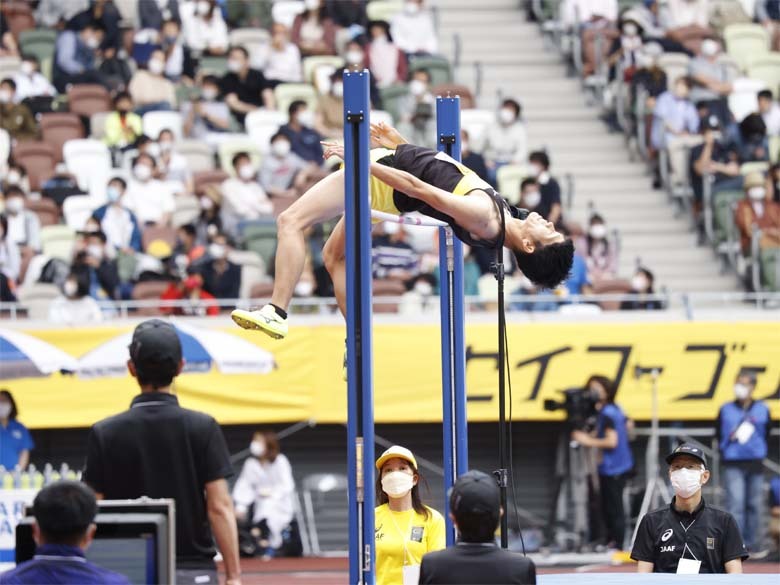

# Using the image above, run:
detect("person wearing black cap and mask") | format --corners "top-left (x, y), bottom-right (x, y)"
top-left (631, 443), bottom-right (748, 574)
top-left (419, 470), bottom-right (536, 584)
top-left (83, 319), bottom-right (242, 585)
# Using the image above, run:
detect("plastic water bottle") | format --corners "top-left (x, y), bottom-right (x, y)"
top-left (20, 471), bottom-right (32, 489)
top-left (12, 465), bottom-right (22, 489)
top-left (1, 471), bottom-right (13, 490)
top-left (43, 463), bottom-right (53, 486)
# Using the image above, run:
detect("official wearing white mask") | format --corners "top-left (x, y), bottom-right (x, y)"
top-left (631, 443), bottom-right (748, 574)
top-left (374, 446), bottom-right (445, 585)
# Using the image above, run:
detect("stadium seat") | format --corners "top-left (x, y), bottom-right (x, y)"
top-left (131, 280), bottom-right (169, 316)
top-left (62, 139), bottom-right (112, 193)
top-left (723, 23), bottom-right (770, 70)
top-left (18, 29), bottom-right (57, 66)
top-left (171, 196), bottom-right (201, 228)
top-left (141, 225), bottom-right (177, 252)
top-left (142, 111), bottom-right (184, 141)
top-left (177, 139), bottom-right (216, 172)
top-left (249, 281), bottom-right (275, 299)
top-left (301, 472), bottom-right (349, 556)
top-left (409, 55), bottom-right (453, 86)
top-left (0, 129), bottom-right (9, 176)
top-left (274, 82), bottom-right (318, 115)
top-left (746, 53), bottom-right (780, 95)
top-left (229, 28), bottom-right (271, 67)
top-left (62, 195), bottom-right (96, 231)
top-left (242, 220), bottom-right (278, 269)
top-left (194, 169), bottom-right (229, 194)
top-left (728, 77), bottom-right (767, 122)
top-left (39, 113), bottom-right (86, 162)
top-left (25, 197), bottom-right (60, 227)
top-left (245, 109), bottom-right (288, 152)
top-left (1, 1), bottom-right (35, 39)
top-left (656, 52), bottom-right (690, 86)
top-left (11, 141), bottom-right (57, 191)
top-left (199, 56), bottom-right (229, 76)
top-left (378, 84), bottom-right (410, 123)
top-left (459, 109), bottom-right (497, 153)
top-left (366, 0), bottom-right (404, 22)
top-left (0, 55), bottom-right (21, 80)
top-left (67, 84), bottom-right (112, 117)
top-left (373, 279), bottom-right (405, 313)
top-left (238, 264), bottom-right (265, 299)
top-left (40, 225), bottom-right (76, 261)
top-left (16, 282), bottom-right (60, 320)
top-left (432, 84), bottom-right (476, 109)
top-left (89, 111), bottom-right (111, 140)
top-left (759, 248), bottom-right (780, 291)
top-left (302, 55), bottom-right (344, 90)
top-left (740, 161), bottom-right (769, 175)
top-left (271, 0), bottom-right (305, 27)
top-left (591, 279), bottom-right (632, 311)
top-left (496, 164), bottom-right (529, 204)
top-left (218, 137), bottom-right (263, 177)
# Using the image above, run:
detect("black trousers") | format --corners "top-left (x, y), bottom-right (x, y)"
top-left (599, 473), bottom-right (627, 548)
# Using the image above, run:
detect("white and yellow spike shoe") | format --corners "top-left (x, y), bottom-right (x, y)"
top-left (231, 305), bottom-right (288, 339)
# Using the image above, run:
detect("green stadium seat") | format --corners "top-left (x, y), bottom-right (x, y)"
top-left (378, 83), bottom-right (410, 123)
top-left (217, 136), bottom-right (263, 177)
top-left (242, 221), bottom-right (278, 269)
top-left (199, 56), bottom-right (229, 76)
top-left (408, 55), bottom-right (453, 87)
top-left (273, 82), bottom-right (318, 115)
top-left (759, 248), bottom-right (780, 291)
top-left (18, 29), bottom-right (56, 66)
top-left (366, 0), bottom-right (404, 22)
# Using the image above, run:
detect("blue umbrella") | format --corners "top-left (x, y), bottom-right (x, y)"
top-left (0, 329), bottom-right (78, 380)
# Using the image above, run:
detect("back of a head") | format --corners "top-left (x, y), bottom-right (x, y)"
top-left (33, 481), bottom-right (97, 546)
top-left (129, 319), bottom-right (182, 389)
top-left (514, 238), bottom-right (575, 290)
top-left (450, 470), bottom-right (501, 543)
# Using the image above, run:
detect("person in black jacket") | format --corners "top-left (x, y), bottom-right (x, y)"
top-left (419, 470), bottom-right (536, 584)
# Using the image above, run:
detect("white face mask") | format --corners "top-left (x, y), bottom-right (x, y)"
top-left (107, 186), bottom-right (121, 202)
top-left (748, 187), bottom-right (766, 201)
top-left (227, 59), bottom-right (242, 73)
top-left (272, 140), bottom-right (291, 157)
top-left (146, 142), bottom-right (161, 159)
top-left (197, 0), bottom-right (211, 16)
top-left (297, 109), bottom-right (315, 128)
top-left (0, 90), bottom-right (11, 104)
top-left (295, 280), bottom-right (314, 296)
top-left (414, 280), bottom-right (433, 295)
top-left (461, 140), bottom-right (469, 152)
top-left (148, 59), bottom-right (165, 75)
top-left (529, 163), bottom-right (542, 177)
top-left (331, 82), bottom-right (344, 98)
top-left (701, 39), bottom-right (718, 58)
top-left (87, 244), bottom-right (104, 259)
top-left (499, 108), bottom-right (516, 125)
top-left (249, 440), bottom-right (266, 457)
top-left (63, 280), bottom-right (78, 297)
top-left (0, 403), bottom-right (11, 418)
top-left (622, 22), bottom-right (639, 36)
top-left (345, 50), bottom-right (364, 65)
top-left (86, 35), bottom-right (100, 49)
top-left (6, 170), bottom-right (21, 185)
top-left (200, 196), bottom-right (214, 210)
top-left (159, 140), bottom-right (173, 153)
top-left (523, 191), bottom-right (541, 208)
top-left (409, 79), bottom-right (427, 97)
top-left (733, 383), bottom-right (750, 401)
top-left (589, 224), bottom-right (607, 239)
top-left (21, 62), bottom-right (34, 75)
top-left (238, 164), bottom-right (255, 181)
top-left (670, 467), bottom-right (703, 499)
top-left (404, 1), bottom-right (420, 15)
top-left (631, 275), bottom-right (648, 292)
top-left (202, 87), bottom-right (218, 101)
top-left (5, 197), bottom-right (24, 214)
top-left (134, 164), bottom-right (152, 181)
top-left (381, 471), bottom-right (415, 498)
top-left (209, 243), bottom-right (226, 259)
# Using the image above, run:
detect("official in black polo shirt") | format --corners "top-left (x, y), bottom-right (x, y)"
top-left (631, 443), bottom-right (748, 574)
top-left (83, 319), bottom-right (242, 585)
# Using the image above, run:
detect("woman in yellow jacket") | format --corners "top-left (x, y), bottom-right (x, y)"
top-left (374, 445), bottom-right (446, 585)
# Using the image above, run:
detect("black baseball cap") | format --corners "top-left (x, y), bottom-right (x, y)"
top-left (128, 319), bottom-right (182, 367)
top-left (450, 470), bottom-right (500, 519)
top-left (665, 442), bottom-right (707, 468)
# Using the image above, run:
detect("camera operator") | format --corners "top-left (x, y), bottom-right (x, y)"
top-left (570, 375), bottom-right (634, 549)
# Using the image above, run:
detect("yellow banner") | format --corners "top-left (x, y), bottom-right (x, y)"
top-left (4, 321), bottom-right (779, 429)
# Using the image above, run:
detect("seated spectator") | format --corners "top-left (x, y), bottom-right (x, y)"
top-left (460, 130), bottom-right (489, 184)
top-left (627, 0), bottom-right (668, 41)
top-left (182, 0), bottom-right (228, 55)
top-left (527, 152), bottom-right (564, 226)
top-left (160, 271), bottom-right (219, 316)
top-left (263, 23), bottom-right (302, 85)
top-left (519, 178), bottom-right (543, 216)
top-left (582, 213), bottom-right (618, 281)
top-left (68, 0), bottom-right (121, 54)
top-left (3, 186), bottom-right (41, 253)
top-left (606, 16), bottom-right (643, 81)
top-left (73, 231), bottom-right (119, 300)
top-left (92, 177), bottom-right (143, 253)
top-left (2, 163), bottom-right (30, 193)
top-left (734, 172), bottom-right (780, 254)
top-left (390, 0), bottom-right (438, 55)
top-left (0, 214), bottom-right (20, 300)
top-left (630, 41), bottom-right (667, 110)
top-left (139, 0), bottom-right (181, 30)
top-left (221, 46), bottom-right (274, 126)
top-left (0, 13), bottom-right (19, 58)
top-left (104, 92), bottom-right (143, 149)
top-left (372, 223), bottom-right (420, 284)
top-left (758, 90), bottom-right (780, 137)
top-left (620, 266), bottom-right (663, 310)
top-left (232, 430), bottom-right (295, 557)
top-left (688, 38), bottom-right (733, 128)
top-left (664, 0), bottom-right (712, 54)
top-left (365, 19), bottom-right (408, 88)
top-left (0, 389), bottom-right (33, 470)
top-left (0, 481), bottom-right (129, 584)
top-left (757, 0), bottom-right (780, 51)
top-left (195, 185), bottom-right (223, 243)
top-left (397, 68), bottom-right (436, 147)
top-left (0, 79), bottom-right (37, 141)
top-left (52, 20), bottom-right (107, 93)
top-left (201, 238), bottom-right (240, 299)
top-left (12, 54), bottom-right (56, 107)
top-left (562, 249), bottom-right (592, 296)
top-left (691, 115), bottom-right (740, 205)
top-left (128, 49), bottom-right (177, 115)
top-left (48, 267), bottom-right (104, 324)
top-left (280, 100), bottom-right (324, 164)
top-left (260, 132), bottom-right (323, 202)
top-left (564, 0), bottom-right (619, 77)
top-left (315, 70), bottom-right (344, 138)
top-left (220, 152), bottom-right (273, 240)
top-left (483, 98), bottom-right (528, 185)
top-left (175, 223), bottom-right (206, 267)
top-left (124, 153), bottom-right (175, 226)
top-left (734, 113), bottom-right (769, 163)
top-left (651, 76), bottom-right (700, 189)
top-left (157, 128), bottom-right (193, 194)
top-left (291, 0), bottom-right (336, 57)
top-left (159, 18), bottom-right (194, 82)
top-left (182, 74), bottom-right (232, 144)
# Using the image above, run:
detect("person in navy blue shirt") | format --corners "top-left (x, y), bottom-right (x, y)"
top-left (0, 390), bottom-right (33, 471)
top-left (0, 481), bottom-right (129, 585)
top-left (717, 371), bottom-right (772, 553)
top-left (279, 100), bottom-right (324, 165)
top-left (571, 375), bottom-right (635, 549)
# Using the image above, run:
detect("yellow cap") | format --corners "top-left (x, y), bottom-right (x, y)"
top-left (146, 239), bottom-right (173, 259)
top-left (375, 445), bottom-right (417, 470)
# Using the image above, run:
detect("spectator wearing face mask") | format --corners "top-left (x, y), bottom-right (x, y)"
top-left (664, 0), bottom-right (713, 54)
top-left (174, 223), bottom-right (206, 267)
top-left (159, 18), bottom-right (194, 82)
top-left (0, 214), bottom-right (20, 300)
top-left (128, 49), bottom-right (177, 115)
top-left (582, 213), bottom-right (618, 281)
top-left (483, 99), bottom-right (528, 185)
top-left (3, 186), bottom-right (41, 253)
top-left (607, 17), bottom-right (643, 81)
top-left (160, 271), bottom-right (220, 316)
top-left (460, 130), bottom-right (489, 184)
top-left (12, 55), bottom-right (56, 106)
top-left (733, 113), bottom-right (769, 164)
top-left (182, 0), bottom-right (228, 56)
top-left (232, 430), bottom-right (296, 558)
top-left (123, 154), bottom-right (175, 226)
top-left (67, 0), bottom-right (122, 54)
top-left (220, 152), bottom-right (273, 241)
top-left (734, 172), bottom-right (780, 254)
top-left (200, 236), bottom-right (240, 300)
top-left (260, 132), bottom-right (322, 202)
top-left (182, 75), bottom-right (232, 144)
top-left (397, 69), bottom-right (436, 147)
top-left (717, 372), bottom-right (771, 554)
top-left (690, 115), bottom-right (740, 207)
top-left (315, 70), bottom-right (344, 138)
top-left (527, 152), bottom-right (564, 226)
top-left (2, 163), bottom-right (30, 194)
top-left (140, 0), bottom-right (182, 34)
top-left (157, 128), bottom-right (193, 194)
top-left (0, 79), bottom-right (37, 141)
top-left (104, 92), bottom-right (143, 149)
top-left (91, 177), bottom-right (143, 253)
top-left (365, 20), bottom-right (408, 88)
top-left (688, 38), bottom-right (734, 128)
top-left (280, 100), bottom-right (324, 164)
top-left (390, 0), bottom-right (438, 55)
top-left (52, 20), bottom-right (107, 93)
top-left (73, 230), bottom-right (120, 301)
top-left (263, 23), bottom-right (303, 85)
top-left (195, 185), bottom-right (223, 243)
top-left (0, 389), bottom-right (34, 471)
top-left (221, 46), bottom-right (274, 126)
top-left (291, 0), bottom-right (336, 57)
top-left (652, 76), bottom-right (700, 189)
top-left (48, 267), bottom-right (104, 325)
top-left (758, 90), bottom-right (780, 137)
top-left (620, 267), bottom-right (663, 310)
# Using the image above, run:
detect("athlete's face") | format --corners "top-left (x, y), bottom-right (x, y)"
top-left (510, 212), bottom-right (564, 253)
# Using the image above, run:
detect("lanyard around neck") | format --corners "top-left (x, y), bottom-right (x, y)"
top-left (388, 509), bottom-right (415, 565)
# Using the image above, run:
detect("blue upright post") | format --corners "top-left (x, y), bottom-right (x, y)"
top-left (343, 69), bottom-right (375, 585)
top-left (436, 95), bottom-right (468, 545)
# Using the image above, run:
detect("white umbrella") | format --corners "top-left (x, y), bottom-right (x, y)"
top-left (0, 329), bottom-right (78, 380)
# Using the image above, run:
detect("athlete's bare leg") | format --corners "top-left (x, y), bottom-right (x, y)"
top-left (322, 217), bottom-right (348, 318)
